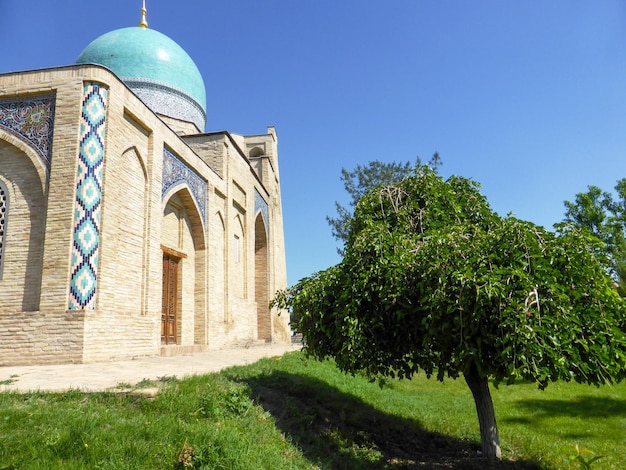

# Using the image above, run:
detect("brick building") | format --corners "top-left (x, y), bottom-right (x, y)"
top-left (0, 6), bottom-right (290, 365)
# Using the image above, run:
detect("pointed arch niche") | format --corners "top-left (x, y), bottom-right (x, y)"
top-left (211, 210), bottom-right (227, 322)
top-left (232, 213), bottom-right (246, 299)
top-left (255, 212), bottom-right (271, 341)
top-left (0, 138), bottom-right (46, 311)
top-left (99, 146), bottom-right (147, 314)
top-left (161, 188), bottom-right (207, 347)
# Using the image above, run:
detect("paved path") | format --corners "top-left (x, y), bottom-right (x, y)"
top-left (0, 343), bottom-right (301, 393)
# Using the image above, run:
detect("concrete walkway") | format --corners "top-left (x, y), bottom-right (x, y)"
top-left (0, 343), bottom-right (301, 393)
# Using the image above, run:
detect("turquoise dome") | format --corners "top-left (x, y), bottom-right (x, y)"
top-left (76, 27), bottom-right (207, 130)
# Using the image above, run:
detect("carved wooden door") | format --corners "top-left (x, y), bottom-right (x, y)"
top-left (161, 253), bottom-right (180, 344)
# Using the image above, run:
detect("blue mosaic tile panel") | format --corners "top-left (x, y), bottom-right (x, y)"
top-left (255, 189), bottom-right (269, 234)
top-left (68, 83), bottom-right (108, 311)
top-left (162, 147), bottom-right (207, 225)
top-left (0, 94), bottom-right (56, 170)
top-left (126, 79), bottom-right (206, 131)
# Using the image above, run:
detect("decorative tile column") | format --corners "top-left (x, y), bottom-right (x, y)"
top-left (68, 83), bottom-right (108, 310)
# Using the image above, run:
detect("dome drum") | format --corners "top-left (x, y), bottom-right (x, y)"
top-left (126, 78), bottom-right (206, 131)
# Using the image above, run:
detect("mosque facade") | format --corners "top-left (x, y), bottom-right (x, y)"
top-left (0, 6), bottom-right (290, 365)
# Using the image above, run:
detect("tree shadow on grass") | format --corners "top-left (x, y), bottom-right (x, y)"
top-left (230, 370), bottom-right (540, 469)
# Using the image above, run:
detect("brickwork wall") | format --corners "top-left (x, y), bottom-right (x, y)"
top-left (82, 311), bottom-right (159, 363)
top-left (0, 311), bottom-right (84, 365)
top-left (193, 242), bottom-right (208, 346)
top-left (185, 135), bottom-right (226, 178)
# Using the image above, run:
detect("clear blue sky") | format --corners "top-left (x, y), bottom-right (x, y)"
top-left (2, 1), bottom-right (626, 284)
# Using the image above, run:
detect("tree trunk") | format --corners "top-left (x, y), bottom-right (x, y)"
top-left (464, 362), bottom-right (502, 460)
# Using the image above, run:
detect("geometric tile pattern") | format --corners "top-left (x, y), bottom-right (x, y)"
top-left (255, 188), bottom-right (269, 235)
top-left (0, 180), bottom-right (7, 280)
top-left (127, 79), bottom-right (206, 131)
top-left (68, 83), bottom-right (108, 310)
top-left (0, 93), bottom-right (56, 171)
top-left (162, 147), bottom-right (207, 225)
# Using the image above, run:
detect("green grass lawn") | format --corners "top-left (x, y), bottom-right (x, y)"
top-left (0, 351), bottom-right (624, 469)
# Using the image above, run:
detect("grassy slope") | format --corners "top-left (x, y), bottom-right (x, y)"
top-left (0, 351), bottom-right (624, 469)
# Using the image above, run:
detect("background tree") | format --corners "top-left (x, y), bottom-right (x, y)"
top-left (275, 168), bottom-right (626, 460)
top-left (326, 153), bottom-right (441, 253)
top-left (563, 178), bottom-right (626, 295)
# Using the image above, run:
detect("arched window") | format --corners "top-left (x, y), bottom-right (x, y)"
top-left (0, 180), bottom-right (8, 279)
top-left (249, 147), bottom-right (264, 158)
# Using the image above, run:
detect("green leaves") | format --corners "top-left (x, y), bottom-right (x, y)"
top-left (276, 170), bottom-right (626, 389)
top-left (327, 155), bottom-right (442, 253)
top-left (563, 178), bottom-right (626, 294)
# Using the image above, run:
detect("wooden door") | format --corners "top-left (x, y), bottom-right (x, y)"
top-left (161, 253), bottom-right (180, 344)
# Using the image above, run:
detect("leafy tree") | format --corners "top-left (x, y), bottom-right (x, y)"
top-left (326, 153), bottom-right (441, 252)
top-left (615, 240), bottom-right (626, 297)
top-left (274, 168), bottom-right (626, 460)
top-left (564, 178), bottom-right (626, 295)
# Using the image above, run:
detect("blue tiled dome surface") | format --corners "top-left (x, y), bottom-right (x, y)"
top-left (77, 27), bottom-right (206, 129)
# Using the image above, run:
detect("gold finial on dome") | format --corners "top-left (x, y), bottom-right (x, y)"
top-left (139, 0), bottom-right (148, 28)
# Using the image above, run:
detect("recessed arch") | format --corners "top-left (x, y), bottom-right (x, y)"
top-left (249, 146), bottom-right (264, 158)
top-left (233, 213), bottom-right (245, 262)
top-left (162, 182), bottom-right (206, 235)
top-left (121, 145), bottom-right (148, 180)
top-left (98, 146), bottom-right (149, 314)
top-left (161, 188), bottom-right (207, 347)
top-left (212, 210), bottom-right (227, 323)
top-left (0, 139), bottom-right (46, 311)
top-left (231, 213), bottom-right (246, 298)
top-left (215, 210), bottom-right (225, 231)
top-left (255, 213), bottom-right (270, 341)
top-left (0, 129), bottom-right (47, 196)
